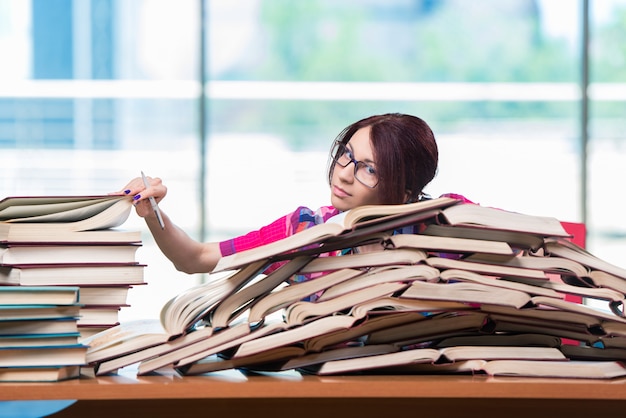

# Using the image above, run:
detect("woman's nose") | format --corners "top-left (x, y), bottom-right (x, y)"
top-left (336, 161), bottom-right (355, 182)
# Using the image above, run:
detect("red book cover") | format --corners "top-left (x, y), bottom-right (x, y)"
top-left (556, 222), bottom-right (587, 346)
top-left (559, 221), bottom-right (587, 304)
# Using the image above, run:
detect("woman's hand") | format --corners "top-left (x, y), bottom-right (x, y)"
top-left (111, 175), bottom-right (220, 273)
top-left (113, 175), bottom-right (167, 218)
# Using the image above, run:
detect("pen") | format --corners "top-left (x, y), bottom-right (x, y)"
top-left (141, 171), bottom-right (165, 230)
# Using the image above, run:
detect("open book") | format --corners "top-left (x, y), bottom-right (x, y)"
top-left (213, 196), bottom-right (460, 272)
top-left (300, 312), bottom-right (425, 354)
top-left (0, 195), bottom-right (130, 223)
top-left (181, 344), bottom-right (397, 375)
top-left (437, 203), bottom-right (571, 238)
top-left (84, 260), bottom-right (274, 371)
top-left (0, 195), bottom-right (138, 243)
top-left (352, 358), bottom-right (626, 379)
top-left (365, 312), bottom-right (489, 346)
top-left (422, 223), bottom-right (546, 251)
top-left (542, 237), bottom-right (626, 281)
top-left (301, 345), bottom-right (567, 375)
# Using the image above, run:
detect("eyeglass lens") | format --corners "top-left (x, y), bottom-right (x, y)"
top-left (332, 142), bottom-right (378, 188)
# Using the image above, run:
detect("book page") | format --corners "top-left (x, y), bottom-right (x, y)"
top-left (0, 196), bottom-right (123, 221)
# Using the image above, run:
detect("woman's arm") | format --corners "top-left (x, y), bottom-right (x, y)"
top-left (114, 176), bottom-right (221, 274)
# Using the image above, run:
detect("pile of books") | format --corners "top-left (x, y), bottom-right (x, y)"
top-left (84, 197), bottom-right (626, 379)
top-left (0, 195), bottom-right (144, 381)
top-left (0, 286), bottom-right (86, 382)
top-left (87, 198), bottom-right (626, 378)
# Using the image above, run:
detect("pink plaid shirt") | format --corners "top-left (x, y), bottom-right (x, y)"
top-left (219, 205), bottom-right (339, 258)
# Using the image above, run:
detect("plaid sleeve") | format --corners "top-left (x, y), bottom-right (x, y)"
top-left (219, 206), bottom-right (339, 257)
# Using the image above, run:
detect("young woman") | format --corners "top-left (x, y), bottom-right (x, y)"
top-left (117, 113), bottom-right (467, 276)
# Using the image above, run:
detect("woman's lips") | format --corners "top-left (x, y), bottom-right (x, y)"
top-left (333, 185), bottom-right (350, 198)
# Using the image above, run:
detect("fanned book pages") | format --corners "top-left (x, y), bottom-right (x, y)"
top-left (283, 282), bottom-right (409, 328)
top-left (207, 257), bottom-right (312, 331)
top-left (92, 327), bottom-right (222, 376)
top-left (84, 261), bottom-right (270, 372)
top-left (0, 195), bottom-right (130, 224)
top-left (244, 268), bottom-right (365, 326)
top-left (0, 195), bottom-right (139, 243)
top-left (84, 318), bottom-right (236, 376)
top-left (158, 261), bottom-right (272, 336)
top-left (82, 319), bottom-right (175, 366)
top-left (584, 270), bottom-right (626, 296)
top-left (134, 321), bottom-right (294, 376)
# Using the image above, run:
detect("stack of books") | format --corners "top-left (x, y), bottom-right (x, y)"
top-left (0, 195), bottom-right (144, 341)
top-left (0, 285), bottom-right (86, 382)
top-left (85, 197), bottom-right (626, 380)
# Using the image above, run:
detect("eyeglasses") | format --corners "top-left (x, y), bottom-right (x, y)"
top-left (330, 141), bottom-right (379, 188)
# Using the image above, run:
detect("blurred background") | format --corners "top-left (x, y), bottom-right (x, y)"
top-left (0, 0), bottom-right (625, 321)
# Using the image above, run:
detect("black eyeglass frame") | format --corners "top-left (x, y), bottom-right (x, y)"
top-left (330, 140), bottom-right (380, 188)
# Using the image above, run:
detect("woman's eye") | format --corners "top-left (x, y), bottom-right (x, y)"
top-left (365, 165), bottom-right (376, 175)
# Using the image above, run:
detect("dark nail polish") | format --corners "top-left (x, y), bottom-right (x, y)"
top-left (133, 194), bottom-right (141, 201)
top-left (124, 189), bottom-right (131, 195)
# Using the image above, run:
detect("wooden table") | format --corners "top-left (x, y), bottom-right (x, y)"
top-left (3, 368), bottom-right (626, 418)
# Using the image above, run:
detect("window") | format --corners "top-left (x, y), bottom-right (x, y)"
top-left (1, 0), bottom-right (625, 321)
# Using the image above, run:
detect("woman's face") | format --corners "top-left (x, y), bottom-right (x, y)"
top-left (330, 126), bottom-right (384, 211)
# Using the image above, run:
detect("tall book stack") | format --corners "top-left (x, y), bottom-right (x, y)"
top-left (0, 286), bottom-right (86, 382)
top-left (0, 195), bottom-right (145, 341)
top-left (86, 197), bottom-right (626, 380)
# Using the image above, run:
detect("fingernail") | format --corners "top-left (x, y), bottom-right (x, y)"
top-left (124, 189), bottom-right (131, 195)
top-left (133, 194), bottom-right (141, 201)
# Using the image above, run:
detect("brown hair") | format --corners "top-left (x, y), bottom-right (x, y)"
top-left (327, 113), bottom-right (439, 204)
